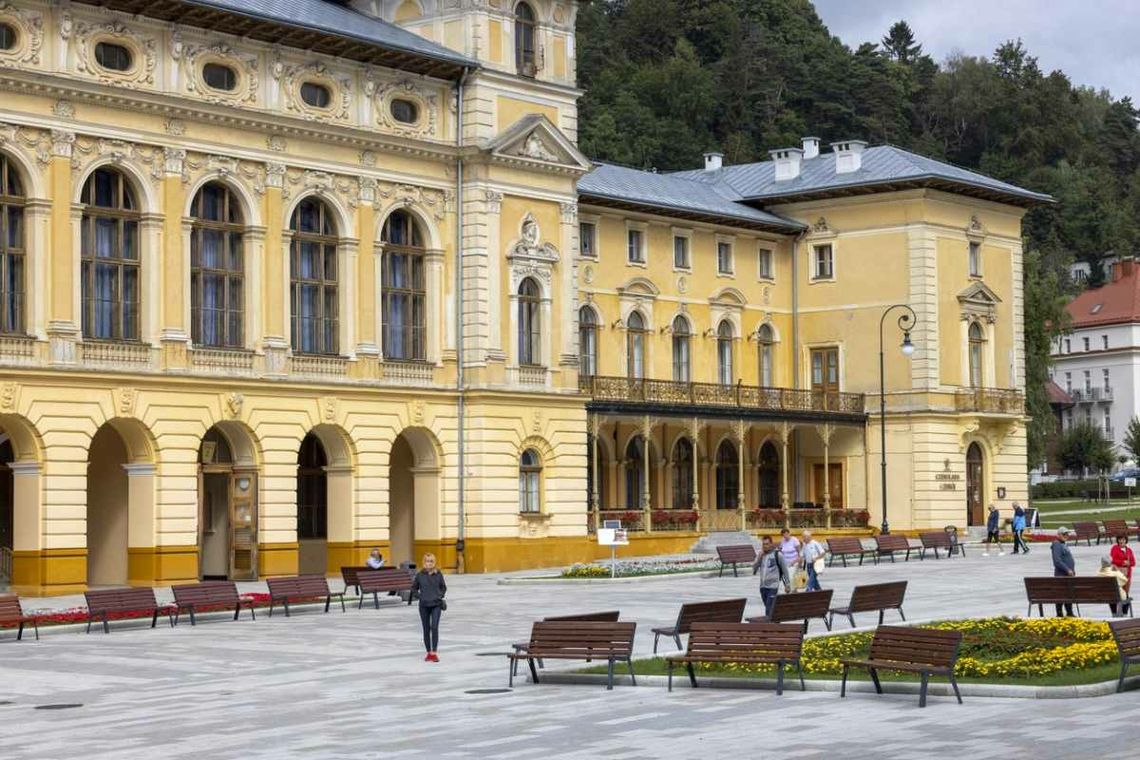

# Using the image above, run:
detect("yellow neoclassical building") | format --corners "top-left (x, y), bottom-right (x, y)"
top-left (0, 0), bottom-right (1046, 595)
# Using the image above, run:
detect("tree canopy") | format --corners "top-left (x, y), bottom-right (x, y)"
top-left (577, 0), bottom-right (1140, 467)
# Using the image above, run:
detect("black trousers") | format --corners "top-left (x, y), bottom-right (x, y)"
top-left (1055, 603), bottom-right (1074, 617)
top-left (419, 604), bottom-right (442, 651)
top-left (1012, 530), bottom-right (1029, 553)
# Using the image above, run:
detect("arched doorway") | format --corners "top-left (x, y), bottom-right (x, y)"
top-left (715, 440), bottom-right (739, 510)
top-left (0, 415), bottom-right (43, 589)
top-left (671, 438), bottom-right (694, 509)
top-left (966, 443), bottom-right (984, 526)
top-left (389, 429), bottom-right (441, 566)
top-left (297, 432), bottom-right (328, 575)
top-left (198, 424), bottom-right (258, 580)
top-left (86, 421), bottom-right (154, 587)
top-left (0, 438), bottom-right (12, 585)
top-left (624, 435), bottom-right (654, 509)
top-left (758, 441), bottom-right (780, 508)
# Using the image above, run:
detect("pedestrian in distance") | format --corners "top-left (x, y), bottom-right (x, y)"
top-left (983, 504), bottom-right (1004, 556)
top-left (778, 527), bottom-right (801, 568)
top-left (1051, 527), bottom-right (1076, 617)
top-left (1110, 534), bottom-right (1136, 614)
top-left (800, 530), bottom-right (826, 592)
top-left (411, 553), bottom-right (447, 662)
top-left (752, 535), bottom-right (792, 618)
top-left (366, 548), bottom-right (385, 569)
top-left (1011, 502), bottom-right (1029, 555)
top-left (1098, 556), bottom-right (1130, 617)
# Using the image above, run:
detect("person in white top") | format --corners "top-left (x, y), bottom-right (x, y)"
top-left (366, 548), bottom-right (385, 569)
top-left (800, 530), bottom-right (827, 591)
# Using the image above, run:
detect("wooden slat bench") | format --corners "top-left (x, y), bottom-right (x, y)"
top-left (918, 531), bottom-right (965, 560)
top-left (85, 587), bottom-right (175, 634)
top-left (716, 545), bottom-right (758, 577)
top-left (171, 581), bottom-right (256, 626)
top-left (266, 575), bottom-right (346, 617)
top-left (1109, 618), bottom-right (1140, 692)
top-left (665, 622), bottom-right (805, 694)
top-left (512, 611), bottom-right (622, 677)
top-left (1072, 521), bottom-right (1102, 546)
top-left (828, 581), bottom-right (908, 628)
top-left (874, 534), bottom-right (914, 563)
top-left (840, 626), bottom-right (964, 708)
top-left (0, 594), bottom-right (40, 641)
top-left (507, 621), bottom-right (637, 690)
top-left (747, 589), bottom-right (834, 632)
top-left (1102, 519), bottom-right (1140, 540)
top-left (1025, 576), bottom-right (1133, 617)
top-left (341, 566), bottom-right (370, 596)
top-left (827, 537), bottom-right (870, 567)
top-left (652, 598), bottom-right (747, 653)
top-left (357, 568), bottom-right (415, 609)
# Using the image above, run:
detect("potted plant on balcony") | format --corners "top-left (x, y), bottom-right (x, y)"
top-left (747, 508), bottom-right (785, 529)
top-left (652, 510), bottom-right (699, 530)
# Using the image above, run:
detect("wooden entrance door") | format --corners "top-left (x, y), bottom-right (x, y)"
top-left (810, 347), bottom-right (840, 411)
top-left (966, 444), bottom-right (984, 526)
top-left (811, 463), bottom-right (844, 509)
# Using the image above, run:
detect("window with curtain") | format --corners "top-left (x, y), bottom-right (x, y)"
top-left (81, 168), bottom-right (140, 341)
top-left (514, 2), bottom-right (537, 75)
top-left (625, 436), bottom-right (645, 509)
top-left (671, 315), bottom-right (690, 382)
top-left (715, 440), bottom-right (738, 510)
top-left (626, 311), bottom-right (646, 379)
top-left (518, 277), bottom-right (541, 365)
top-left (579, 306), bottom-right (598, 377)
top-left (290, 197), bottom-right (339, 355)
top-left (717, 321), bottom-right (734, 385)
top-left (969, 322), bottom-right (985, 387)
top-left (519, 448), bottom-right (542, 513)
top-left (671, 438), bottom-right (694, 509)
top-left (190, 182), bottom-right (244, 348)
top-left (757, 323), bottom-right (775, 387)
top-left (381, 210), bottom-right (427, 362)
top-left (0, 154), bottom-right (25, 336)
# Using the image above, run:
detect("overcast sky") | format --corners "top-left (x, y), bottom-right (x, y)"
top-left (812, 0), bottom-right (1140, 103)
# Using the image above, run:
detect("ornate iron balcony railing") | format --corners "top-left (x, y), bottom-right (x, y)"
top-left (954, 388), bottom-right (1025, 414)
top-left (579, 375), bottom-right (865, 415)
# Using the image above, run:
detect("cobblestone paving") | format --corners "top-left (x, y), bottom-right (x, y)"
top-left (1, 543), bottom-right (1134, 758)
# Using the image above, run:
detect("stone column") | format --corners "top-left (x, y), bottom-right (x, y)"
top-left (819, 423), bottom-right (834, 528)
top-left (589, 414), bottom-right (601, 532)
top-left (641, 415), bottom-right (653, 532)
top-left (779, 422), bottom-right (792, 524)
top-left (733, 420), bottom-right (746, 531)
top-left (689, 418), bottom-right (702, 524)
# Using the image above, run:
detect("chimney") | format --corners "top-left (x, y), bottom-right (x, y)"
top-left (802, 136), bottom-right (821, 160)
top-left (703, 152), bottom-right (723, 172)
top-left (769, 147), bottom-right (804, 181)
top-left (831, 140), bottom-right (868, 174)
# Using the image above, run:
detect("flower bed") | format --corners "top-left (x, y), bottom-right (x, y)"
top-left (746, 508), bottom-right (870, 529)
top-left (651, 510), bottom-right (699, 530)
top-left (1, 593), bottom-right (275, 629)
top-left (561, 557), bottom-right (719, 578)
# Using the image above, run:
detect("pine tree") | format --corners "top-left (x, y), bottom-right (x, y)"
top-left (1124, 417), bottom-right (1140, 464)
top-left (881, 21), bottom-right (922, 65)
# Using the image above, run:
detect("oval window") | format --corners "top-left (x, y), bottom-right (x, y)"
top-left (0, 22), bottom-right (16, 51)
top-left (300, 81), bottom-right (332, 108)
top-left (94, 41), bottom-right (133, 72)
top-left (391, 99), bottom-right (420, 124)
top-left (203, 62), bottom-right (237, 92)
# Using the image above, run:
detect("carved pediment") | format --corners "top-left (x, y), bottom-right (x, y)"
top-left (709, 287), bottom-right (748, 307)
top-left (486, 114), bottom-right (592, 173)
top-left (617, 276), bottom-right (660, 298)
top-left (958, 281), bottom-right (1002, 321)
top-left (508, 212), bottom-right (559, 262)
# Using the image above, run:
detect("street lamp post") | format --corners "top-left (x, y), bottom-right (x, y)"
top-left (879, 304), bottom-right (917, 535)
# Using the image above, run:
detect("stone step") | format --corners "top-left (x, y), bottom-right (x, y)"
top-left (690, 531), bottom-right (760, 554)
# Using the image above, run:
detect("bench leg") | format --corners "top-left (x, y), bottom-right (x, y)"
top-left (233, 605), bottom-right (240, 622)
top-left (626, 658), bottom-right (637, 686)
top-left (32, 620), bottom-right (39, 641)
top-left (776, 662), bottom-right (785, 696)
top-left (268, 601), bottom-right (275, 618)
top-left (529, 658), bottom-right (540, 685)
top-left (869, 667), bottom-right (882, 695)
top-left (653, 632), bottom-right (660, 654)
top-left (718, 564), bottom-right (724, 578)
top-left (878, 609), bottom-right (885, 626)
top-left (840, 664), bottom-right (849, 698)
top-left (822, 615), bottom-right (832, 632)
top-left (283, 600), bottom-right (290, 618)
top-left (103, 614), bottom-right (110, 635)
top-left (847, 613), bottom-right (856, 628)
top-left (324, 595), bottom-right (331, 613)
top-left (1117, 662), bottom-right (1128, 693)
top-left (151, 610), bottom-right (159, 629)
top-left (17, 621), bottom-right (24, 641)
top-left (606, 659), bottom-right (615, 691)
top-left (919, 671), bottom-right (929, 708)
top-left (508, 658), bottom-right (515, 688)
top-left (667, 661), bottom-right (674, 692)
top-left (949, 674), bottom-right (963, 704)
top-left (733, 562), bottom-right (739, 578)
top-left (339, 595), bottom-right (346, 613)
top-left (373, 592), bottom-right (380, 611)
top-left (796, 660), bottom-right (806, 691)
top-left (189, 609), bottom-right (197, 627)
top-left (897, 606), bottom-right (905, 622)
top-left (687, 661), bottom-right (697, 689)
top-left (673, 634), bottom-right (682, 651)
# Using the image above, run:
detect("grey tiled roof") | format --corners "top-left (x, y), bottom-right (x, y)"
top-left (673, 145), bottom-right (1053, 205)
top-left (578, 163), bottom-right (804, 231)
top-left (179, 0), bottom-right (476, 68)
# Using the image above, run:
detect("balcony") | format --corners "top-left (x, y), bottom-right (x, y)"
top-left (579, 375), bottom-right (866, 422)
top-left (289, 354), bottom-right (350, 378)
top-left (78, 340), bottom-right (154, 370)
top-left (955, 388), bottom-right (1024, 414)
top-left (1072, 387), bottom-right (1114, 403)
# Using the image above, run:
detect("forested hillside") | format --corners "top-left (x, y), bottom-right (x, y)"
top-left (576, 0), bottom-right (1140, 466)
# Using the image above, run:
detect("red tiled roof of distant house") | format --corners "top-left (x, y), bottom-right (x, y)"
top-left (1066, 260), bottom-right (1140, 327)
top-left (1045, 379), bottom-right (1074, 407)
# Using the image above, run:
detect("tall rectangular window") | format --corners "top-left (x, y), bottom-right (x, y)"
top-left (968, 241), bottom-right (981, 277)
top-left (1064, 372), bottom-right (1071, 392)
top-left (1103, 368), bottom-right (1111, 391)
top-left (717, 241), bottom-right (734, 274)
top-left (627, 228), bottom-right (644, 263)
top-left (1065, 339), bottom-right (1071, 353)
top-left (579, 221), bottom-right (596, 258)
top-left (1083, 337), bottom-right (1090, 351)
top-left (757, 247), bottom-right (773, 280)
top-left (812, 244), bottom-right (833, 280)
top-left (1083, 370), bottom-right (1091, 392)
top-left (673, 235), bottom-right (690, 269)
top-left (1103, 334), bottom-right (1109, 350)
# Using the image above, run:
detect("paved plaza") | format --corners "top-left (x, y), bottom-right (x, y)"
top-left (1, 543), bottom-right (1136, 759)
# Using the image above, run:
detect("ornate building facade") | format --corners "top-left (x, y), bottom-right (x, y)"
top-left (0, 0), bottom-right (1042, 595)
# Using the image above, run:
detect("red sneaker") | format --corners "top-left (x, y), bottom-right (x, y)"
top-left (429, 652), bottom-right (439, 662)
top-left (424, 653), bottom-right (433, 662)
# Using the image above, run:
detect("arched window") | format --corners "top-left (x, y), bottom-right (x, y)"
top-left (625, 435), bottom-right (646, 509)
top-left (757, 324), bottom-right (775, 387)
top-left (758, 441), bottom-right (780, 508)
top-left (81, 168), bottom-right (139, 341)
top-left (297, 432), bottom-right (327, 541)
top-left (290, 197), bottom-right (339, 355)
top-left (382, 210), bottom-right (427, 362)
top-left (0, 154), bottom-right (25, 335)
top-left (717, 320), bottom-right (734, 385)
top-left (515, 2), bottom-right (537, 75)
top-left (519, 448), bottom-right (542, 513)
top-left (672, 315), bottom-right (691, 382)
top-left (715, 440), bottom-right (738, 510)
top-left (627, 311), bottom-right (646, 379)
top-left (969, 322), bottom-right (985, 387)
top-left (671, 438), bottom-right (694, 509)
top-left (518, 277), bottom-right (541, 365)
top-left (190, 183), bottom-right (244, 348)
top-left (579, 306), bottom-right (598, 377)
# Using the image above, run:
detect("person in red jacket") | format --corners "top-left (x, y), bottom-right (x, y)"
top-left (1110, 534), bottom-right (1136, 614)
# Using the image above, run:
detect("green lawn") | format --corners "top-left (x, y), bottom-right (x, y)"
top-left (581, 657), bottom-right (1126, 688)
top-left (1029, 498), bottom-right (1140, 527)
top-left (1031, 498), bottom-right (1138, 514)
